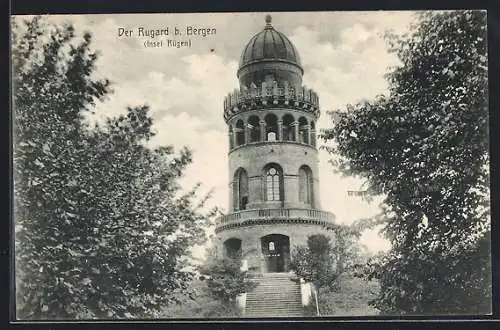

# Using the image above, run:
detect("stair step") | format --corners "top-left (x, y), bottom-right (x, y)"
top-left (247, 302), bottom-right (302, 309)
top-left (247, 310), bottom-right (303, 313)
top-left (247, 314), bottom-right (303, 316)
top-left (247, 313), bottom-right (303, 316)
top-left (250, 288), bottom-right (300, 291)
top-left (247, 311), bottom-right (303, 314)
top-left (245, 276), bottom-right (303, 317)
top-left (252, 285), bottom-right (299, 288)
top-left (247, 307), bottom-right (302, 310)
top-left (247, 299), bottom-right (301, 302)
top-left (252, 289), bottom-right (299, 291)
top-left (248, 292), bottom-right (300, 295)
top-left (247, 306), bottom-right (302, 309)
top-left (247, 300), bottom-right (301, 302)
top-left (253, 285), bottom-right (299, 288)
top-left (250, 292), bottom-right (299, 295)
top-left (247, 306), bottom-right (302, 308)
top-left (247, 310), bottom-right (303, 312)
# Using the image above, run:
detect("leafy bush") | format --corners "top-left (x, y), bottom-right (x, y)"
top-left (159, 279), bottom-right (241, 318)
top-left (290, 234), bottom-right (339, 290)
top-left (199, 256), bottom-right (258, 305)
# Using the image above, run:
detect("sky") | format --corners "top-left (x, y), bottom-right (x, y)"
top-left (30, 11), bottom-right (420, 255)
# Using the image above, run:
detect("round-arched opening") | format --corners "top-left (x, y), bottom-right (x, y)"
top-left (235, 120), bottom-right (245, 146)
top-left (265, 113), bottom-right (278, 141)
top-left (260, 234), bottom-right (290, 273)
top-left (310, 121), bottom-right (316, 147)
top-left (248, 115), bottom-right (261, 143)
top-left (224, 238), bottom-right (242, 259)
top-left (233, 168), bottom-right (249, 211)
top-left (282, 114), bottom-right (296, 141)
top-left (228, 125), bottom-right (234, 149)
top-left (299, 165), bottom-right (314, 207)
top-left (298, 116), bottom-right (309, 144)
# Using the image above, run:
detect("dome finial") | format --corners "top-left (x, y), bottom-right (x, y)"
top-left (265, 14), bottom-right (272, 28)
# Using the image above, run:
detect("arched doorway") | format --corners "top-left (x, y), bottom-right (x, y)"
top-left (261, 234), bottom-right (290, 273)
top-left (224, 238), bottom-right (242, 258)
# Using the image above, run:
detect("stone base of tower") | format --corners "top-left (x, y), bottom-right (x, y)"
top-left (216, 222), bottom-right (335, 275)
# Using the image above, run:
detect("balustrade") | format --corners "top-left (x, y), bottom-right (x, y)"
top-left (223, 81), bottom-right (320, 120)
top-left (216, 208), bottom-right (335, 227)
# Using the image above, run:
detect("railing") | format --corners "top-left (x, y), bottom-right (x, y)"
top-left (216, 208), bottom-right (335, 226)
top-left (312, 284), bottom-right (320, 316)
top-left (223, 83), bottom-right (320, 120)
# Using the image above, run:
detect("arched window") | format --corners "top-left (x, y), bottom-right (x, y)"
top-left (264, 164), bottom-right (283, 201)
top-left (235, 120), bottom-right (245, 146)
top-left (233, 168), bottom-right (249, 211)
top-left (299, 165), bottom-right (313, 206)
top-left (265, 113), bottom-right (278, 141)
top-left (228, 125), bottom-right (234, 149)
top-left (239, 170), bottom-right (249, 210)
top-left (310, 121), bottom-right (316, 147)
top-left (269, 241), bottom-right (275, 251)
top-left (282, 114), bottom-right (295, 141)
top-left (248, 115), bottom-right (260, 142)
top-left (299, 117), bottom-right (309, 144)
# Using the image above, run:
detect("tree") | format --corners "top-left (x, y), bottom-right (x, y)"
top-left (290, 234), bottom-right (339, 290)
top-left (328, 224), bottom-right (365, 275)
top-left (13, 17), bottom-right (213, 319)
top-left (321, 10), bottom-right (489, 314)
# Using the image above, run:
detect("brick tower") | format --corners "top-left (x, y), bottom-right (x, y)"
top-left (215, 15), bottom-right (336, 276)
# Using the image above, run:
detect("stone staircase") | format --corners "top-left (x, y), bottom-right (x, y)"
top-left (245, 273), bottom-right (304, 317)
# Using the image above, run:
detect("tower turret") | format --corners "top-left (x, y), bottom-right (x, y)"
top-left (216, 15), bottom-right (335, 275)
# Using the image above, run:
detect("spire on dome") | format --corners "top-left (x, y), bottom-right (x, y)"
top-left (265, 14), bottom-right (273, 28)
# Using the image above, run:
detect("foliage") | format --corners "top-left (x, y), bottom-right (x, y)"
top-left (13, 16), bottom-right (214, 319)
top-left (290, 234), bottom-right (339, 290)
top-left (316, 273), bottom-right (380, 316)
top-left (159, 279), bottom-right (241, 318)
top-left (327, 224), bottom-right (366, 274)
top-left (199, 256), bottom-right (258, 305)
top-left (321, 10), bottom-right (490, 314)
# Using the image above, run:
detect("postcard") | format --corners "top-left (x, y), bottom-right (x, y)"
top-left (11, 11), bottom-right (490, 320)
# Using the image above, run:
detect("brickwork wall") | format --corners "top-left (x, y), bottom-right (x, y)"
top-left (228, 142), bottom-right (321, 211)
top-left (215, 223), bottom-right (336, 273)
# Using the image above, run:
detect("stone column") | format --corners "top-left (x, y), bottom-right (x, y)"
top-left (311, 129), bottom-right (316, 147)
top-left (245, 123), bottom-right (250, 143)
top-left (233, 129), bottom-right (238, 148)
top-left (259, 120), bottom-right (266, 142)
top-left (293, 121), bottom-right (299, 142)
top-left (277, 119), bottom-right (283, 141)
top-left (305, 124), bottom-right (311, 145)
top-left (232, 130), bottom-right (238, 147)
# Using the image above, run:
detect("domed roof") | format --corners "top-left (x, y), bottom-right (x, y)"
top-left (239, 15), bottom-right (302, 69)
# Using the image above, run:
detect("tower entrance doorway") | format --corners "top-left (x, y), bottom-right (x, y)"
top-left (261, 234), bottom-right (290, 273)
